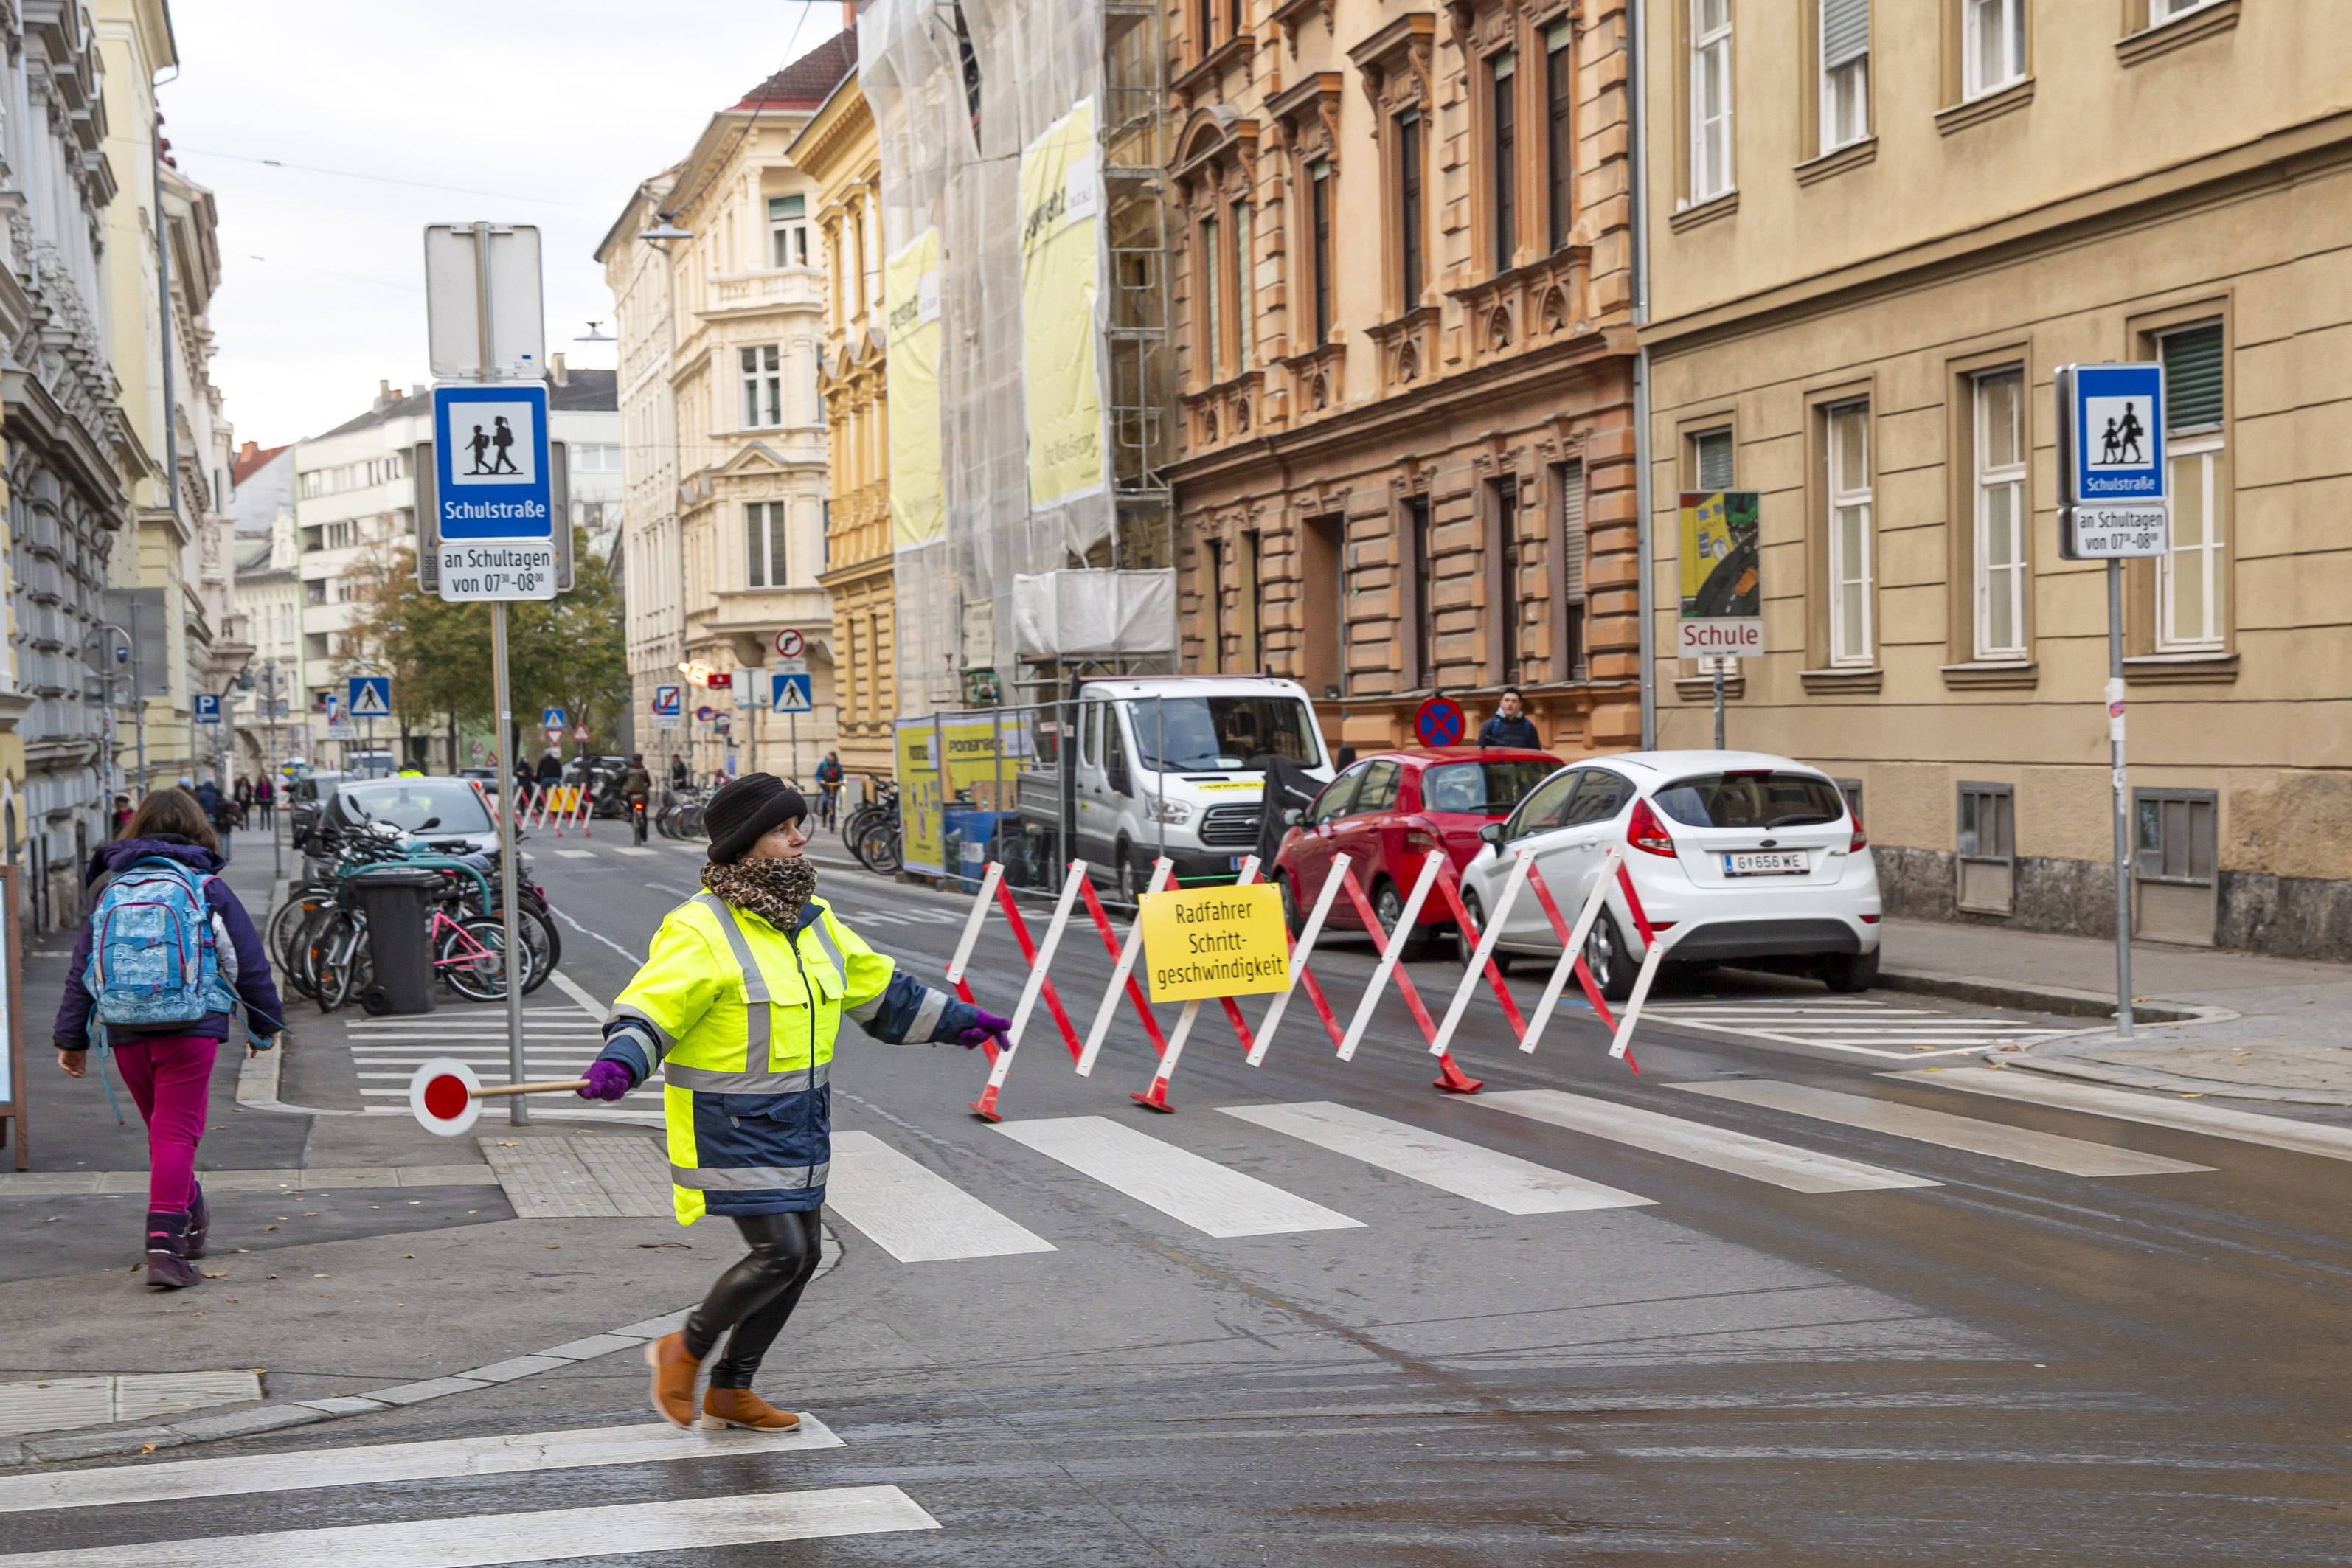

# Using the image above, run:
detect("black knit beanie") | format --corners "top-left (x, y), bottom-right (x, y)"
top-left (705, 773), bottom-right (809, 864)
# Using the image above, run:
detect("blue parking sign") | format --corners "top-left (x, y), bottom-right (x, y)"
top-left (194, 693), bottom-right (221, 725)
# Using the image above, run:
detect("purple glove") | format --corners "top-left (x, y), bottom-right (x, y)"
top-left (954, 1008), bottom-right (1013, 1051)
top-left (578, 1059), bottom-right (634, 1100)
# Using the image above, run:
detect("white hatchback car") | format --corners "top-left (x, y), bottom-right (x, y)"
top-left (1456, 749), bottom-right (1881, 997)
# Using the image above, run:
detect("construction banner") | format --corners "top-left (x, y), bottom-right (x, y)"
top-left (894, 718), bottom-right (945, 875)
top-left (1019, 97), bottom-right (1106, 510)
top-left (885, 227), bottom-right (945, 549)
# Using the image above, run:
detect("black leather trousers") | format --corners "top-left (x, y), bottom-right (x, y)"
top-left (681, 1209), bottom-right (824, 1389)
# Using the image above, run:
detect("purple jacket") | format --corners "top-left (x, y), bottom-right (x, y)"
top-left (52, 836), bottom-right (285, 1052)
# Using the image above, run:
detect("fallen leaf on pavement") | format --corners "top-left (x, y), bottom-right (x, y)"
top-left (201, 1270), bottom-right (229, 1279)
top-left (140, 1444), bottom-right (155, 1455)
top-left (403, 1253), bottom-right (415, 1259)
top-left (2181, 1092), bottom-right (2205, 1099)
top-left (263, 1224), bottom-right (279, 1232)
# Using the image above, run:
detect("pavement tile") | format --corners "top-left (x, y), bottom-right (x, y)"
top-left (22, 1426), bottom-right (185, 1462)
top-left (168, 1404), bottom-right (333, 1440)
top-left (364, 1376), bottom-right (492, 1406)
top-left (537, 1333), bottom-right (645, 1359)
top-left (456, 1355), bottom-right (574, 1384)
top-left (613, 1309), bottom-right (691, 1339)
top-left (294, 1396), bottom-right (392, 1415)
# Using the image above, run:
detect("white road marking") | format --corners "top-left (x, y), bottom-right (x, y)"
top-left (552, 849), bottom-right (597, 858)
top-left (0, 1485), bottom-right (934, 1564)
top-left (1644, 999), bottom-right (2074, 1061)
top-left (994, 1115), bottom-right (1364, 1238)
top-left (0, 1417), bottom-right (843, 1514)
top-left (610, 847), bottom-right (659, 856)
top-left (1471, 1089), bottom-right (1938, 1194)
top-left (828, 1130), bottom-right (1056, 1261)
top-left (550, 906), bottom-right (642, 965)
top-left (1219, 1101), bottom-right (1654, 1215)
top-left (1671, 1080), bottom-right (2213, 1177)
top-left (1896, 1067), bottom-right (2352, 1163)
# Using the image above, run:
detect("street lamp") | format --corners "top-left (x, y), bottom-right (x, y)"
top-left (86, 621), bottom-right (144, 794)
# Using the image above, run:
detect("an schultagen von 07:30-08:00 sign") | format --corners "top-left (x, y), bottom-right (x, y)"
top-left (434, 383), bottom-right (557, 601)
top-left (1137, 884), bottom-right (1292, 1003)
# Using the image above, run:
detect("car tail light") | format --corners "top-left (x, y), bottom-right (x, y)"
top-left (1861, 914), bottom-right (1881, 924)
top-left (1849, 811), bottom-right (1868, 853)
top-left (1626, 797), bottom-right (1678, 858)
top-left (1402, 818), bottom-right (1441, 853)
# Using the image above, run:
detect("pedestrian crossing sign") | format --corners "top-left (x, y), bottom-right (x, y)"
top-left (348, 676), bottom-right (391, 718)
top-left (771, 673), bottom-right (813, 713)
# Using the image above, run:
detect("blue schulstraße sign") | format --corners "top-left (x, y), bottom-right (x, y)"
top-left (2061, 362), bottom-right (2165, 506)
top-left (433, 384), bottom-right (552, 540)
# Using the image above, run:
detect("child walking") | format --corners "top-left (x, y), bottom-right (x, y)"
top-left (53, 788), bottom-right (283, 1288)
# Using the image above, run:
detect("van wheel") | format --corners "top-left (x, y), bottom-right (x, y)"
top-left (1373, 878), bottom-right (1435, 961)
top-left (1114, 844), bottom-right (1140, 904)
top-left (1585, 910), bottom-right (1636, 1002)
top-left (1819, 949), bottom-right (1880, 993)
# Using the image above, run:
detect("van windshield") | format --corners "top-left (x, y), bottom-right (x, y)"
top-left (1125, 696), bottom-right (1321, 772)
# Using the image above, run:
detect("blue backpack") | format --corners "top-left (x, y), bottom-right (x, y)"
top-left (83, 857), bottom-right (237, 1030)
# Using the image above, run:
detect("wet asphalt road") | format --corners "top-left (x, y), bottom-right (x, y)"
top-left (8, 832), bottom-right (2350, 1565)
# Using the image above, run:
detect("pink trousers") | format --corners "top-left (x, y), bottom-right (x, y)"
top-left (111, 1036), bottom-right (218, 1213)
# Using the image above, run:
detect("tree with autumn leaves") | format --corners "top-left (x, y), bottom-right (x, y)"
top-left (340, 530), bottom-right (630, 768)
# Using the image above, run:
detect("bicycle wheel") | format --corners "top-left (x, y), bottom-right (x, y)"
top-left (858, 817), bottom-right (902, 875)
top-left (316, 912), bottom-right (368, 1013)
top-left (518, 906), bottom-right (558, 994)
top-left (268, 893), bottom-right (319, 977)
top-left (294, 905), bottom-right (341, 1002)
top-left (439, 917), bottom-right (510, 1002)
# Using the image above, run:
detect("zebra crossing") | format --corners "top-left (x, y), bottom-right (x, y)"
top-left (1640, 996), bottom-right (2075, 1059)
top-left (0, 1416), bottom-right (933, 1566)
top-left (337, 1003), bottom-right (660, 1119)
top-left (814, 1070), bottom-right (2318, 1263)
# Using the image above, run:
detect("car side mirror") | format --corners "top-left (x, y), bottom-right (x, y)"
top-left (1479, 822), bottom-right (1505, 845)
top-left (1283, 808), bottom-right (1304, 827)
top-left (417, 816), bottom-right (440, 830)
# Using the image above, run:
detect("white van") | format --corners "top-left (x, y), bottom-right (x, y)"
top-left (1066, 676), bottom-right (1335, 900)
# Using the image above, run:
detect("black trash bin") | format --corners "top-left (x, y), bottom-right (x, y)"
top-left (344, 864), bottom-right (443, 1016)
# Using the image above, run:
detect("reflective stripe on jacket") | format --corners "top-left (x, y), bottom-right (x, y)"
top-left (595, 889), bottom-right (980, 1223)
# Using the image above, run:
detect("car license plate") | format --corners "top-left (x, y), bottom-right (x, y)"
top-left (1231, 856), bottom-right (1249, 871)
top-left (1724, 850), bottom-right (1808, 877)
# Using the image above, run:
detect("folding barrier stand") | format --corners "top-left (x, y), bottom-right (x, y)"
top-left (1245, 851), bottom-right (1352, 1066)
top-left (1427, 847), bottom-right (1533, 1061)
top-left (1516, 849), bottom-right (1634, 1071)
top-left (944, 862), bottom-right (1006, 1066)
top-left (1076, 858), bottom-right (1173, 1075)
top-left (1130, 856), bottom-right (1264, 1112)
top-left (1334, 852), bottom-right (1483, 1095)
top-left (969, 859), bottom-right (1089, 1121)
top-left (1606, 859), bottom-right (1669, 1062)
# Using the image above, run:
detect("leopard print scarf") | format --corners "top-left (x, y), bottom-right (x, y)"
top-left (701, 855), bottom-right (819, 934)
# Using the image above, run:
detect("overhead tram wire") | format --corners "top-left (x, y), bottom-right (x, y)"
top-left (179, 149), bottom-right (608, 212)
top-left (649, 0), bottom-right (825, 227)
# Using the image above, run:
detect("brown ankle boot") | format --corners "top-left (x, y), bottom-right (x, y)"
top-left (699, 1386), bottom-right (802, 1432)
top-left (643, 1332), bottom-right (701, 1428)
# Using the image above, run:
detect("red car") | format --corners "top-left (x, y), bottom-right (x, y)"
top-left (1272, 748), bottom-right (1564, 957)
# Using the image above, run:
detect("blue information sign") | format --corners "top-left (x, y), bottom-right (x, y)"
top-left (771, 673), bottom-right (813, 714)
top-left (651, 685), bottom-right (681, 718)
top-left (347, 676), bottom-right (391, 718)
top-left (193, 693), bottom-right (221, 725)
top-left (2062, 362), bottom-right (2165, 507)
top-left (433, 384), bottom-right (553, 541)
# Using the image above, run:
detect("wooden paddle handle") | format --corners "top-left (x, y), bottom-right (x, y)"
top-left (468, 1079), bottom-right (593, 1099)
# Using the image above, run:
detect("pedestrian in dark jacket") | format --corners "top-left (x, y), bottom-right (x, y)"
top-left (536, 749), bottom-right (564, 784)
top-left (55, 789), bottom-right (283, 1288)
top-left (1477, 688), bottom-right (1542, 749)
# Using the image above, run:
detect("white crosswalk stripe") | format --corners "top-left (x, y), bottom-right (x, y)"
top-left (1671, 1079), bottom-right (2213, 1176)
top-left (1471, 1089), bottom-right (1939, 1193)
top-left (1897, 1067), bottom-right (2352, 1163)
top-left (994, 1115), bottom-right (1364, 1237)
top-left (1644, 997), bottom-right (2073, 1059)
top-left (828, 1130), bottom-right (1057, 1260)
top-left (0, 1486), bottom-right (937, 1566)
top-left (1218, 1101), bottom-right (1653, 1214)
top-left (552, 849), bottom-right (597, 858)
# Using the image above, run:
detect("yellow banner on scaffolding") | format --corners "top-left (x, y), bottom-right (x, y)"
top-left (885, 227), bottom-right (945, 549)
top-left (1019, 97), bottom-right (1106, 510)
top-left (894, 718), bottom-right (944, 875)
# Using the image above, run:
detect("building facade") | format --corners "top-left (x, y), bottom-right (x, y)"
top-left (1165, 0), bottom-right (1640, 757)
top-left (229, 441), bottom-right (301, 771)
top-left (1637, 0), bottom-right (2349, 957)
top-left (2, 5), bottom-right (129, 930)
top-left (601, 32), bottom-right (853, 786)
top-left (791, 62), bottom-right (894, 782)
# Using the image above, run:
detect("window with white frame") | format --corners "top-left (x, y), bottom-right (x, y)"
top-left (1689, 0), bottom-right (1733, 201)
top-left (745, 502), bottom-right (788, 588)
top-left (2159, 322), bottom-right (2226, 651)
top-left (1826, 402), bottom-right (1873, 667)
top-left (1972, 370), bottom-right (2027, 661)
top-left (569, 443), bottom-right (622, 473)
top-left (2151, 0), bottom-right (2217, 21)
top-left (1819, 0), bottom-right (1867, 150)
top-left (769, 195), bottom-right (809, 268)
top-left (740, 345), bottom-right (782, 429)
top-left (1961, 0), bottom-right (2024, 100)
top-left (1694, 427), bottom-right (1734, 490)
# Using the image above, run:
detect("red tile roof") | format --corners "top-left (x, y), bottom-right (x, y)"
top-left (231, 442), bottom-right (288, 487)
top-left (733, 28), bottom-right (856, 113)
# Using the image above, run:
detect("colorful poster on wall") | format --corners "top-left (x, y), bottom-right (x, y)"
top-left (885, 227), bottom-right (945, 549)
top-left (1675, 490), bottom-right (1763, 658)
top-left (1019, 97), bottom-right (1106, 510)
top-left (894, 717), bottom-right (944, 875)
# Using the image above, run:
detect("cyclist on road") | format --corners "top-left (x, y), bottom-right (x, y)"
top-left (574, 774), bottom-right (1009, 1432)
top-left (814, 751), bottom-right (842, 828)
top-left (619, 753), bottom-right (653, 844)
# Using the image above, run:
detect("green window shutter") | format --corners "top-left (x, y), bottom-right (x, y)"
top-left (2162, 322), bottom-right (2224, 431)
top-left (1696, 429), bottom-right (1734, 490)
top-left (767, 195), bottom-right (806, 221)
top-left (1821, 0), bottom-right (1868, 69)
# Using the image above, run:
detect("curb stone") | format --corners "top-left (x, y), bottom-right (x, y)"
top-left (1997, 1050), bottom-right (2352, 1106)
top-left (1878, 968), bottom-right (2226, 1026)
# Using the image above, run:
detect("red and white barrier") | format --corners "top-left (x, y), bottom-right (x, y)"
top-left (1606, 859), bottom-right (1669, 1061)
top-left (1076, 858), bottom-right (1172, 1075)
top-left (1333, 853), bottom-right (1483, 1094)
top-left (1519, 848), bottom-right (1627, 1059)
top-left (965, 861), bottom-right (1089, 1121)
top-left (1244, 851), bottom-right (1351, 1067)
top-left (944, 861), bottom-right (1005, 1065)
top-left (1428, 847), bottom-right (1532, 1059)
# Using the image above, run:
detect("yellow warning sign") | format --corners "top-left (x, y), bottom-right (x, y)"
top-left (1138, 884), bottom-right (1291, 1002)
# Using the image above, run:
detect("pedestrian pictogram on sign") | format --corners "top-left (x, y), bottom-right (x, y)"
top-left (347, 676), bottom-right (391, 718)
top-left (541, 707), bottom-right (566, 732)
top-left (771, 673), bottom-right (813, 713)
top-left (572, 725), bottom-right (590, 741)
top-left (1414, 695), bottom-right (1465, 748)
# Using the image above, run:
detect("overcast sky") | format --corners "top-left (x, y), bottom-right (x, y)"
top-left (163, 0), bottom-right (844, 448)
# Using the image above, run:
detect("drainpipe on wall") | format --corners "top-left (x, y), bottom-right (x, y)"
top-left (151, 99), bottom-right (178, 791)
top-left (1628, 0), bottom-right (1656, 751)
